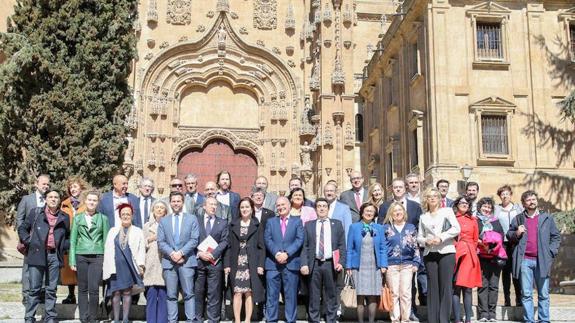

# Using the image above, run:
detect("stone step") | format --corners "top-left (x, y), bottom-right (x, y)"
top-left (29, 303), bottom-right (575, 322)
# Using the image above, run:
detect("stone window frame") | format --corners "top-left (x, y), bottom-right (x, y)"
top-left (559, 7), bottom-right (575, 62)
top-left (470, 97), bottom-right (516, 165)
top-left (467, 3), bottom-right (511, 69)
top-left (407, 22), bottom-right (423, 86)
top-left (408, 109), bottom-right (424, 173)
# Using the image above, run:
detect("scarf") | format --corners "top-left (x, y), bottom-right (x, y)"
top-left (45, 207), bottom-right (58, 249)
top-left (119, 226), bottom-right (131, 250)
top-left (71, 196), bottom-right (80, 210)
top-left (361, 222), bottom-right (376, 237)
top-left (478, 213), bottom-right (496, 236)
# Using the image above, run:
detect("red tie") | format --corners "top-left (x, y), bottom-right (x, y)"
top-left (441, 198), bottom-right (446, 208)
top-left (355, 191), bottom-right (361, 209)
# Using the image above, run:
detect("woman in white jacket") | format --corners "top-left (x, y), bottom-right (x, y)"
top-left (103, 203), bottom-right (145, 323)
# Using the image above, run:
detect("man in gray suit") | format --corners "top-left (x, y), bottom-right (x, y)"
top-left (194, 181), bottom-right (232, 222)
top-left (338, 170), bottom-right (368, 223)
top-left (17, 174), bottom-right (50, 305)
top-left (184, 174), bottom-right (204, 213)
top-left (138, 177), bottom-right (156, 227)
top-left (254, 175), bottom-right (277, 212)
top-left (158, 192), bottom-right (200, 323)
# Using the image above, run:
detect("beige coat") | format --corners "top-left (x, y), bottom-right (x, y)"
top-left (143, 220), bottom-right (165, 286)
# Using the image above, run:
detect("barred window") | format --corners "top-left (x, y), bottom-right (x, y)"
top-left (476, 22), bottom-right (503, 60)
top-left (570, 24), bottom-right (575, 59)
top-left (481, 115), bottom-right (508, 155)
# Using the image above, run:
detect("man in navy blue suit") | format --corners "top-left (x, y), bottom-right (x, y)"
top-left (216, 171), bottom-right (240, 219)
top-left (98, 174), bottom-right (141, 228)
top-left (264, 197), bottom-right (304, 323)
top-left (436, 179), bottom-right (454, 208)
top-left (194, 197), bottom-right (228, 323)
top-left (377, 178), bottom-right (424, 321)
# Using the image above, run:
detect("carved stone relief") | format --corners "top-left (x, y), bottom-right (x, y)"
top-left (324, 121), bottom-right (334, 146)
top-left (344, 122), bottom-right (354, 147)
top-left (167, 0), bottom-right (192, 25)
top-left (147, 0), bottom-right (158, 23)
top-left (254, 0), bottom-right (277, 30)
top-left (285, 3), bottom-right (295, 31)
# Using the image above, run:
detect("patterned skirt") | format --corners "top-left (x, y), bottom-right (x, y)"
top-left (233, 225), bottom-right (251, 293)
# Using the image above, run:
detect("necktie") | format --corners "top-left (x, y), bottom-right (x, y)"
top-left (206, 216), bottom-right (213, 236)
top-left (144, 198), bottom-right (150, 223)
top-left (39, 195), bottom-right (45, 207)
top-left (441, 198), bottom-right (446, 208)
top-left (355, 191), bottom-right (361, 210)
top-left (173, 214), bottom-right (180, 245)
top-left (281, 217), bottom-right (287, 238)
top-left (318, 220), bottom-right (325, 259)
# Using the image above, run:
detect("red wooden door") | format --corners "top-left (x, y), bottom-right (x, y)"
top-left (177, 139), bottom-right (258, 198)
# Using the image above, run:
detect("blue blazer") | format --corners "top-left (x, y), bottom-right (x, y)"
top-left (377, 199), bottom-right (422, 228)
top-left (228, 191), bottom-right (241, 219)
top-left (157, 213), bottom-right (200, 269)
top-left (264, 216), bottom-right (304, 271)
top-left (331, 201), bottom-right (352, 242)
top-left (346, 222), bottom-right (388, 270)
top-left (97, 191), bottom-right (142, 228)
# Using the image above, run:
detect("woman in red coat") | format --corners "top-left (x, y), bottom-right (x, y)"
top-left (452, 196), bottom-right (482, 323)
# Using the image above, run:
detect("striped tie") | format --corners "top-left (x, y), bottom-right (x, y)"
top-left (318, 220), bottom-right (325, 260)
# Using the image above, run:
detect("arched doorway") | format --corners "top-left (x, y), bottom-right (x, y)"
top-left (177, 139), bottom-right (258, 197)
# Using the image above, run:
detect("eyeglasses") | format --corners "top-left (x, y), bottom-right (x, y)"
top-left (458, 202), bottom-right (469, 206)
top-left (171, 184), bottom-right (183, 188)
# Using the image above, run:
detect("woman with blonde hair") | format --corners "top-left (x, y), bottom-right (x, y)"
top-left (383, 201), bottom-right (421, 323)
top-left (60, 176), bottom-right (89, 304)
top-left (143, 200), bottom-right (169, 323)
top-left (417, 187), bottom-right (460, 323)
top-left (367, 182), bottom-right (385, 208)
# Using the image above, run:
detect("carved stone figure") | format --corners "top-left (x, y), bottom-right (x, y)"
top-left (167, 0), bottom-right (192, 25)
top-left (217, 25), bottom-right (227, 50)
top-left (147, 0), bottom-right (158, 23)
top-left (344, 121), bottom-right (354, 146)
top-left (254, 0), bottom-right (277, 30)
top-left (125, 134), bottom-right (135, 161)
top-left (300, 141), bottom-right (313, 170)
top-left (324, 121), bottom-right (334, 146)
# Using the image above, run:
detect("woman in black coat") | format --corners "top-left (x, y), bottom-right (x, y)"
top-left (224, 197), bottom-right (266, 323)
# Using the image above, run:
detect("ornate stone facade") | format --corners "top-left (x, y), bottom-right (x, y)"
top-left (360, 0), bottom-right (575, 210)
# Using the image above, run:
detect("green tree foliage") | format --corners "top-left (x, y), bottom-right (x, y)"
top-left (0, 0), bottom-right (137, 220)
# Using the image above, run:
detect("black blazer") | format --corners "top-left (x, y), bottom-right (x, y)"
top-left (259, 207), bottom-right (275, 229)
top-left (223, 217), bottom-right (266, 303)
top-left (301, 218), bottom-right (347, 272)
top-left (18, 207), bottom-right (70, 267)
top-left (377, 199), bottom-right (422, 227)
top-left (196, 213), bottom-right (229, 269)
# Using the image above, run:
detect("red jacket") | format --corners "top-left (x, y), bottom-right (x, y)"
top-left (454, 212), bottom-right (482, 288)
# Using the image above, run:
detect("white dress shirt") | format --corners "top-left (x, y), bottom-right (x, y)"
top-left (216, 191), bottom-right (230, 206)
top-left (139, 196), bottom-right (152, 225)
top-left (315, 218), bottom-right (333, 260)
top-left (112, 193), bottom-right (129, 228)
top-left (35, 191), bottom-right (46, 208)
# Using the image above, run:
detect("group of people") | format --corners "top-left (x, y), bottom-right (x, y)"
top-left (16, 170), bottom-right (561, 323)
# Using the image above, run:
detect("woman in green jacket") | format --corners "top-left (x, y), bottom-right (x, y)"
top-left (69, 190), bottom-right (110, 323)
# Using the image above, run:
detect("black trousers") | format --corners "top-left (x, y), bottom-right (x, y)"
top-left (424, 252), bottom-right (455, 323)
top-left (308, 259), bottom-right (338, 323)
top-left (478, 258), bottom-right (501, 320)
top-left (76, 254), bottom-right (103, 322)
top-left (502, 242), bottom-right (521, 306)
top-left (194, 266), bottom-right (223, 323)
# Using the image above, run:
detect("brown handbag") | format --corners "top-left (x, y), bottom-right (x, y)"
top-left (379, 279), bottom-right (394, 312)
top-left (16, 211), bottom-right (39, 256)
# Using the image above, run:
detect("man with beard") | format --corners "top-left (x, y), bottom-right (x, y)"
top-left (465, 181), bottom-right (480, 216)
top-left (507, 190), bottom-right (560, 323)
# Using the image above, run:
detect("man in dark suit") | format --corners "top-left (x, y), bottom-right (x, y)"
top-left (194, 197), bottom-right (229, 323)
top-left (97, 174), bottom-right (141, 228)
top-left (436, 179), bottom-right (454, 208)
top-left (300, 198), bottom-right (346, 323)
top-left (289, 177), bottom-right (315, 207)
top-left (138, 176), bottom-right (156, 226)
top-left (339, 170), bottom-right (368, 223)
top-left (184, 173), bottom-right (205, 214)
top-left (251, 187), bottom-right (275, 229)
top-left (377, 178), bottom-right (424, 321)
top-left (18, 189), bottom-right (70, 323)
top-left (157, 192), bottom-right (200, 323)
top-left (195, 181), bottom-right (231, 221)
top-left (264, 197), bottom-right (304, 323)
top-left (216, 171), bottom-right (241, 219)
top-left (255, 175), bottom-right (278, 212)
top-left (17, 174), bottom-right (50, 305)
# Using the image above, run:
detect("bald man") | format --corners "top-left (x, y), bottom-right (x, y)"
top-left (194, 181), bottom-right (232, 222)
top-left (97, 174), bottom-right (141, 228)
